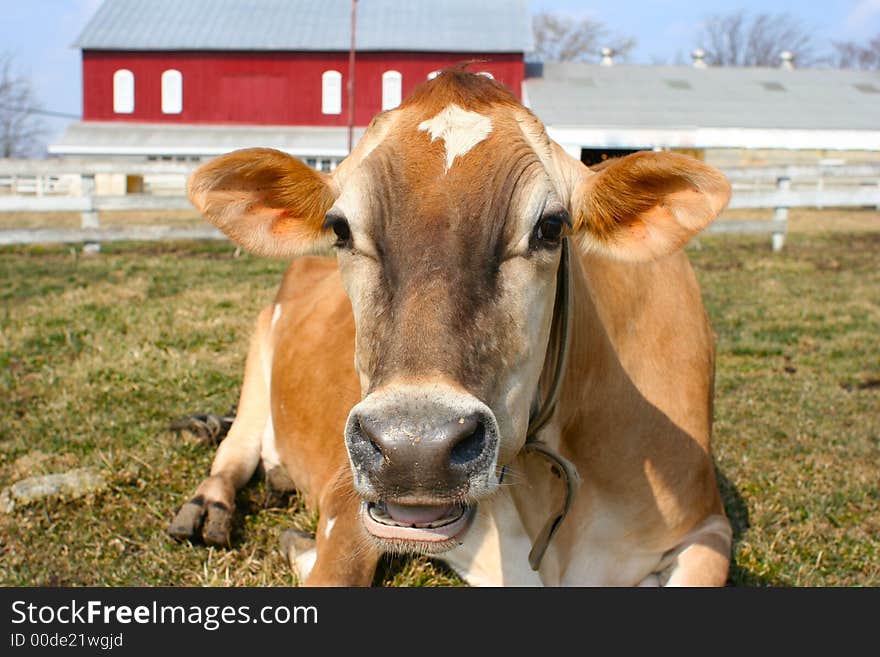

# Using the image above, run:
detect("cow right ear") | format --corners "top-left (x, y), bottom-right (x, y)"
top-left (569, 151), bottom-right (730, 262)
top-left (188, 148), bottom-right (338, 257)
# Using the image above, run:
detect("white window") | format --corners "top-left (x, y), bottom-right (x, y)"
top-left (322, 70), bottom-right (342, 115)
top-left (161, 69), bottom-right (183, 114)
top-left (306, 158), bottom-right (339, 172)
top-left (427, 70), bottom-right (441, 80)
top-left (381, 70), bottom-right (402, 110)
top-left (113, 69), bottom-right (134, 114)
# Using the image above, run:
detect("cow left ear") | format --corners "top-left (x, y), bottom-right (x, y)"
top-left (570, 151), bottom-right (731, 261)
top-left (188, 148), bottom-right (337, 258)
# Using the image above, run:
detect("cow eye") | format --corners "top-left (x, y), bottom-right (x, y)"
top-left (533, 211), bottom-right (569, 248)
top-left (324, 213), bottom-right (352, 248)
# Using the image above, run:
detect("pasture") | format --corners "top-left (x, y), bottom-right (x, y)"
top-left (0, 210), bottom-right (877, 586)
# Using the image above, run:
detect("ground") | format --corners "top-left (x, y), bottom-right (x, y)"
top-left (0, 210), bottom-right (877, 586)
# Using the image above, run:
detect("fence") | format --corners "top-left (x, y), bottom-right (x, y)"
top-left (707, 163), bottom-right (880, 250)
top-left (1, 159), bottom-right (879, 251)
top-left (0, 159), bottom-right (218, 248)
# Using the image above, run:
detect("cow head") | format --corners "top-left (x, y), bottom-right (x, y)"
top-left (189, 69), bottom-right (730, 554)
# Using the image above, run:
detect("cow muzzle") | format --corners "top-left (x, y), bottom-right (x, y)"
top-left (344, 384), bottom-right (500, 552)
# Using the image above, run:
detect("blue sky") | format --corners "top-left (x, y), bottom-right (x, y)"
top-left (2, 0), bottom-right (879, 144)
top-left (531, 0), bottom-right (880, 63)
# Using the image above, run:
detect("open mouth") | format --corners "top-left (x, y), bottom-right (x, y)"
top-left (362, 501), bottom-right (476, 549)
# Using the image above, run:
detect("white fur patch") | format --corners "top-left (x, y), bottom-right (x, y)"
top-left (260, 417), bottom-right (281, 471)
top-left (271, 303), bottom-right (282, 329)
top-left (324, 516), bottom-right (336, 539)
top-left (292, 548), bottom-right (317, 584)
top-left (418, 104), bottom-right (492, 172)
top-left (442, 491), bottom-right (544, 586)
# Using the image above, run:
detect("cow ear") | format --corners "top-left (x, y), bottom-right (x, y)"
top-left (188, 148), bottom-right (337, 257)
top-left (570, 152), bottom-right (730, 261)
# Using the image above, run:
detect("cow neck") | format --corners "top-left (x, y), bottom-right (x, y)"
top-left (521, 236), bottom-right (582, 572)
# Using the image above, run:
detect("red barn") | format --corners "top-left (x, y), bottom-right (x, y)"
top-left (51, 0), bottom-right (532, 167)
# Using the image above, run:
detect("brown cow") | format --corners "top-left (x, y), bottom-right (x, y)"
top-left (170, 69), bottom-right (732, 586)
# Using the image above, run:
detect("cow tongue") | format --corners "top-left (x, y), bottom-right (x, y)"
top-left (384, 502), bottom-right (454, 525)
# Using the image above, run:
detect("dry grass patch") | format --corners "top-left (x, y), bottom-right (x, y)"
top-left (0, 212), bottom-right (82, 229)
top-left (1, 233), bottom-right (878, 586)
top-left (717, 207), bottom-right (880, 234)
top-left (0, 209), bottom-right (204, 230)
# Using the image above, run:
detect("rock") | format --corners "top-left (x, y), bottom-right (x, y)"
top-left (10, 451), bottom-right (78, 479)
top-left (1, 468), bottom-right (107, 513)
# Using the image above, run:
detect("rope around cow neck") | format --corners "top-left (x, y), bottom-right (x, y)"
top-left (520, 237), bottom-right (582, 572)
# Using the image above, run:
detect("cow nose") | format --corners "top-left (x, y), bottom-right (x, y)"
top-left (349, 412), bottom-right (494, 496)
top-left (361, 414), bottom-right (486, 467)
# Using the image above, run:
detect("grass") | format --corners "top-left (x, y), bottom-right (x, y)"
top-left (0, 224), bottom-right (878, 586)
top-left (0, 209), bottom-right (205, 230)
top-left (692, 230), bottom-right (880, 586)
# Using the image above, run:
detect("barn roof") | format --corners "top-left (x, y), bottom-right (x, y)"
top-left (525, 62), bottom-right (880, 150)
top-left (48, 122), bottom-right (366, 158)
top-left (74, 0), bottom-right (532, 53)
top-left (525, 62), bottom-right (880, 131)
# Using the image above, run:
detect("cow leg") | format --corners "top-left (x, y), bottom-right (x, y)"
top-left (282, 474), bottom-right (381, 587)
top-left (656, 514), bottom-right (732, 587)
top-left (169, 307), bottom-right (273, 546)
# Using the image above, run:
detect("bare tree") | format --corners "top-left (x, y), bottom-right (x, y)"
top-left (695, 11), bottom-right (821, 67)
top-left (532, 12), bottom-right (635, 63)
top-left (0, 54), bottom-right (47, 158)
top-left (832, 33), bottom-right (880, 69)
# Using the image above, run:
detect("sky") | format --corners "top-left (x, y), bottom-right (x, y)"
top-left (2, 0), bottom-right (879, 148)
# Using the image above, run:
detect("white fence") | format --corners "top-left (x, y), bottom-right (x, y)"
top-left (1, 159), bottom-right (878, 250)
top-left (706, 163), bottom-right (880, 250)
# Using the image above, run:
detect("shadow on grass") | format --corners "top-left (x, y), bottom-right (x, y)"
top-left (716, 466), bottom-right (779, 587)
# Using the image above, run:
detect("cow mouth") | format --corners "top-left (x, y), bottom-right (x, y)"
top-left (362, 501), bottom-right (476, 551)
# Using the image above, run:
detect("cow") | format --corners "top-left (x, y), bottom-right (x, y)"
top-left (169, 68), bottom-right (733, 586)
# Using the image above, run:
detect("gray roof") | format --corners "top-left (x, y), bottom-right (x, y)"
top-left (525, 62), bottom-right (880, 131)
top-left (74, 0), bottom-right (532, 52)
top-left (48, 122), bottom-right (365, 158)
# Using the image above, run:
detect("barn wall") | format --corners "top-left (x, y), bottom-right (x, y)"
top-left (82, 51), bottom-right (524, 125)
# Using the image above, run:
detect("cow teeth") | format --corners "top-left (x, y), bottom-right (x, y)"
top-left (369, 503), bottom-right (467, 529)
top-left (369, 504), bottom-right (393, 523)
top-left (369, 504), bottom-right (409, 527)
top-left (424, 507), bottom-right (464, 528)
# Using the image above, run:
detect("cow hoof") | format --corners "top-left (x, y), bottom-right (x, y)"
top-left (266, 465), bottom-right (297, 494)
top-left (202, 502), bottom-right (234, 546)
top-left (168, 497), bottom-right (205, 539)
top-left (280, 529), bottom-right (318, 583)
top-left (280, 529), bottom-right (316, 558)
top-left (169, 413), bottom-right (234, 444)
top-left (169, 495), bottom-right (233, 547)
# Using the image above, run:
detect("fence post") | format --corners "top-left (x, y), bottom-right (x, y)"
top-left (80, 173), bottom-right (101, 253)
top-left (772, 176), bottom-right (790, 252)
top-left (868, 180), bottom-right (880, 211)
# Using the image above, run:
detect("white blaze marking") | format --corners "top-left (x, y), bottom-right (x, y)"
top-left (271, 303), bottom-right (282, 329)
top-left (418, 104), bottom-right (492, 172)
top-left (324, 516), bottom-right (336, 539)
